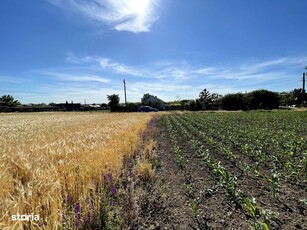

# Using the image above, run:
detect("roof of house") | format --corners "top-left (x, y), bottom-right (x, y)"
top-left (145, 95), bottom-right (169, 107)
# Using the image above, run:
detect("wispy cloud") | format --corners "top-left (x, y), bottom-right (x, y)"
top-left (67, 53), bottom-right (147, 77)
top-left (47, 0), bottom-right (159, 33)
top-left (38, 71), bottom-right (111, 83)
top-left (98, 58), bottom-right (146, 76)
top-left (66, 54), bottom-right (194, 80)
top-left (66, 53), bottom-right (306, 88)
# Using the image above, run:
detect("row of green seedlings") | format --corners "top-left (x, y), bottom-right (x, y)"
top-left (217, 116), bottom-right (306, 190)
top-left (168, 115), bottom-right (272, 229)
top-left (180, 113), bottom-right (307, 223)
top-left (175, 114), bottom-right (281, 199)
top-left (192, 140), bottom-right (271, 230)
top-left (178, 112), bottom-right (306, 215)
top-left (176, 113), bottom-right (306, 207)
top-left (165, 115), bottom-right (210, 229)
top-left (177, 114), bottom-right (238, 160)
top-left (165, 116), bottom-right (187, 170)
top-left (236, 128), bottom-right (305, 185)
top-left (190, 112), bottom-right (306, 186)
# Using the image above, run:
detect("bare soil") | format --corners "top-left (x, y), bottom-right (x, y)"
top-left (132, 124), bottom-right (307, 229)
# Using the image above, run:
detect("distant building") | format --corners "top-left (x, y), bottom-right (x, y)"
top-left (143, 95), bottom-right (169, 110)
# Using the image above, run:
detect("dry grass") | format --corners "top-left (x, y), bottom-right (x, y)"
top-left (135, 161), bottom-right (155, 182)
top-left (0, 112), bottom-right (154, 229)
top-left (142, 139), bottom-right (157, 160)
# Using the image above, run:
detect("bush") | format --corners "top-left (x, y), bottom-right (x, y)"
top-left (221, 93), bottom-right (245, 110)
top-left (246, 89), bottom-right (279, 110)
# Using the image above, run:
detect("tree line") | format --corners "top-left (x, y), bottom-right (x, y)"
top-left (183, 88), bottom-right (306, 111)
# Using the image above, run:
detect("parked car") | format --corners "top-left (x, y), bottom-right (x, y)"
top-left (138, 106), bottom-right (158, 112)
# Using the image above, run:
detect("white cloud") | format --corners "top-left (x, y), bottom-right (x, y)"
top-left (66, 53), bottom-right (306, 85)
top-left (67, 54), bottom-right (147, 77)
top-left (40, 71), bottom-right (111, 83)
top-left (99, 59), bottom-right (145, 76)
top-left (65, 75), bottom-right (111, 83)
top-left (47, 0), bottom-right (159, 33)
top-left (192, 67), bottom-right (218, 75)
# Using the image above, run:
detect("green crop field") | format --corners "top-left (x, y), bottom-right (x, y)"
top-left (157, 111), bottom-right (307, 229)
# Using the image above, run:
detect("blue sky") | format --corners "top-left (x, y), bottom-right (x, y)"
top-left (1, 0), bottom-right (307, 104)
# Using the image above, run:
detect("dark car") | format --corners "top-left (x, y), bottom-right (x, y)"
top-left (138, 106), bottom-right (158, 112)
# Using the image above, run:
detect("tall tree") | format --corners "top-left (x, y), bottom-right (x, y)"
top-left (0, 95), bottom-right (21, 107)
top-left (210, 93), bottom-right (222, 110)
top-left (291, 88), bottom-right (304, 105)
top-left (199, 89), bottom-right (211, 109)
top-left (107, 94), bottom-right (120, 112)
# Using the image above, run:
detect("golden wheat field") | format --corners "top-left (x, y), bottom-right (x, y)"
top-left (0, 112), bottom-right (155, 229)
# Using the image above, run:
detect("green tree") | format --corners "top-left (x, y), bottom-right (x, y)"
top-left (221, 93), bottom-right (245, 110)
top-left (291, 88), bottom-right (304, 106)
top-left (245, 89), bottom-right (279, 110)
top-left (210, 93), bottom-right (222, 110)
top-left (141, 93), bottom-right (151, 105)
top-left (0, 95), bottom-right (21, 107)
top-left (107, 94), bottom-right (120, 112)
top-left (278, 92), bottom-right (295, 106)
top-left (199, 88), bottom-right (211, 109)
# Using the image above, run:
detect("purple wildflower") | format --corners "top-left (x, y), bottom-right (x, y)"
top-left (75, 202), bottom-right (81, 213)
top-left (37, 191), bottom-right (41, 197)
top-left (109, 199), bottom-right (113, 207)
top-left (110, 184), bottom-right (115, 195)
top-left (41, 205), bottom-right (45, 211)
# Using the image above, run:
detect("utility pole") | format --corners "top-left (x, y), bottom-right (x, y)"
top-left (303, 67), bottom-right (307, 107)
top-left (123, 79), bottom-right (127, 111)
top-left (303, 66), bottom-right (307, 93)
top-left (303, 72), bottom-right (306, 94)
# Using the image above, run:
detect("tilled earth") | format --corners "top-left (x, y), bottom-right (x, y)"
top-left (133, 126), bottom-right (306, 230)
top-left (135, 132), bottom-right (250, 229)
